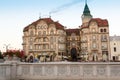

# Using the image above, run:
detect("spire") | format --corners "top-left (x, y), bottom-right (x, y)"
top-left (81, 0), bottom-right (92, 24)
top-left (39, 12), bottom-right (41, 19)
top-left (85, 0), bottom-right (87, 4)
top-left (83, 0), bottom-right (91, 16)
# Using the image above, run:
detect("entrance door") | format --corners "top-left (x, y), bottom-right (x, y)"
top-left (71, 48), bottom-right (77, 61)
top-left (92, 52), bottom-right (98, 61)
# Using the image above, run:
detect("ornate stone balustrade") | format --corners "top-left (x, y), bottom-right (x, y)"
top-left (1, 61), bottom-right (120, 80)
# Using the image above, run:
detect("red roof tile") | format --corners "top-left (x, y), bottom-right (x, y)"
top-left (90, 18), bottom-right (108, 27)
top-left (23, 18), bottom-right (64, 32)
top-left (55, 22), bottom-right (64, 30)
top-left (66, 29), bottom-right (80, 36)
top-left (80, 18), bottom-right (109, 29)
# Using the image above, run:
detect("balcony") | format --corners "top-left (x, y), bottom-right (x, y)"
top-left (81, 40), bottom-right (87, 43)
top-left (101, 39), bottom-right (107, 42)
top-left (101, 46), bottom-right (107, 50)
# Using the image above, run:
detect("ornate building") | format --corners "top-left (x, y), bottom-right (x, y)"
top-left (80, 3), bottom-right (110, 61)
top-left (23, 18), bottom-right (66, 61)
top-left (22, 3), bottom-right (110, 61)
top-left (66, 29), bottom-right (80, 60)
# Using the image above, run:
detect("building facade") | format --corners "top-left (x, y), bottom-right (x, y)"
top-left (22, 3), bottom-right (110, 61)
top-left (22, 18), bottom-right (66, 61)
top-left (66, 29), bottom-right (80, 59)
top-left (110, 35), bottom-right (120, 61)
top-left (80, 3), bottom-right (110, 61)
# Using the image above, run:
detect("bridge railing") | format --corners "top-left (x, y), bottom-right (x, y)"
top-left (1, 61), bottom-right (120, 80)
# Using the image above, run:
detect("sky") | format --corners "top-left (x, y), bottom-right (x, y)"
top-left (0, 0), bottom-right (120, 52)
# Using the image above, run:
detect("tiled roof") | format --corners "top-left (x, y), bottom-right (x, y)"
top-left (66, 29), bottom-right (80, 36)
top-left (80, 18), bottom-right (109, 29)
top-left (55, 22), bottom-right (64, 30)
top-left (91, 18), bottom-right (108, 27)
top-left (23, 18), bottom-right (64, 32)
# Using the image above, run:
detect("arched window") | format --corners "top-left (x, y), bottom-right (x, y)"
top-left (50, 29), bottom-right (54, 34)
top-left (100, 29), bottom-right (103, 32)
top-left (104, 29), bottom-right (106, 32)
top-left (38, 31), bottom-right (41, 35)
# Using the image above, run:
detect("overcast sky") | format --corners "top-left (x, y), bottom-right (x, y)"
top-left (0, 0), bottom-right (120, 52)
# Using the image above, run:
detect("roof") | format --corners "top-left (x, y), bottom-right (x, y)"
top-left (80, 18), bottom-right (109, 29)
top-left (91, 18), bottom-right (108, 27)
top-left (55, 21), bottom-right (64, 30)
top-left (110, 36), bottom-right (120, 41)
top-left (66, 29), bottom-right (80, 36)
top-left (83, 3), bottom-right (91, 16)
top-left (23, 18), bottom-right (64, 32)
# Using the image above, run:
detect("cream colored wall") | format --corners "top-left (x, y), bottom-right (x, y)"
top-left (110, 40), bottom-right (120, 60)
top-left (80, 21), bottom-right (110, 61)
top-left (22, 20), bottom-right (66, 60)
top-left (81, 15), bottom-right (92, 24)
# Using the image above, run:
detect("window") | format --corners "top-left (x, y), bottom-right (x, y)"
top-left (100, 28), bottom-right (107, 33)
top-left (50, 45), bottom-right (54, 49)
top-left (29, 45), bottom-right (32, 50)
top-left (100, 29), bottom-right (103, 32)
top-left (30, 31), bottom-right (34, 36)
top-left (101, 35), bottom-right (107, 41)
top-left (38, 45), bottom-right (41, 49)
top-left (101, 43), bottom-right (107, 50)
top-left (92, 35), bottom-right (96, 41)
top-left (38, 31), bottom-right (41, 35)
top-left (92, 43), bottom-right (97, 49)
top-left (50, 37), bottom-right (53, 43)
top-left (92, 28), bottom-right (95, 32)
top-left (30, 38), bottom-right (33, 42)
top-left (50, 29), bottom-right (54, 34)
top-left (58, 52), bottom-right (61, 55)
top-left (43, 38), bottom-right (46, 42)
top-left (104, 29), bottom-right (106, 32)
top-left (114, 43), bottom-right (116, 45)
top-left (43, 45), bottom-right (46, 49)
top-left (114, 47), bottom-right (116, 52)
top-left (43, 31), bottom-right (46, 35)
top-left (35, 45), bottom-right (38, 50)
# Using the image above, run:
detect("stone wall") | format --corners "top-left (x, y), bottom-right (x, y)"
top-left (1, 61), bottom-right (120, 80)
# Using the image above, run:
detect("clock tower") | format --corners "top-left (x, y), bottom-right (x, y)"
top-left (81, 1), bottom-right (92, 24)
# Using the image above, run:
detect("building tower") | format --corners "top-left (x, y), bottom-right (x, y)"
top-left (81, 1), bottom-right (92, 24)
top-left (80, 1), bottom-right (110, 61)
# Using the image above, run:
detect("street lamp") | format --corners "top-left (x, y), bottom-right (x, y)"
top-left (4, 44), bottom-right (10, 52)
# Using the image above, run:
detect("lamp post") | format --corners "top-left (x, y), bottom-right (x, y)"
top-left (4, 44), bottom-right (10, 52)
